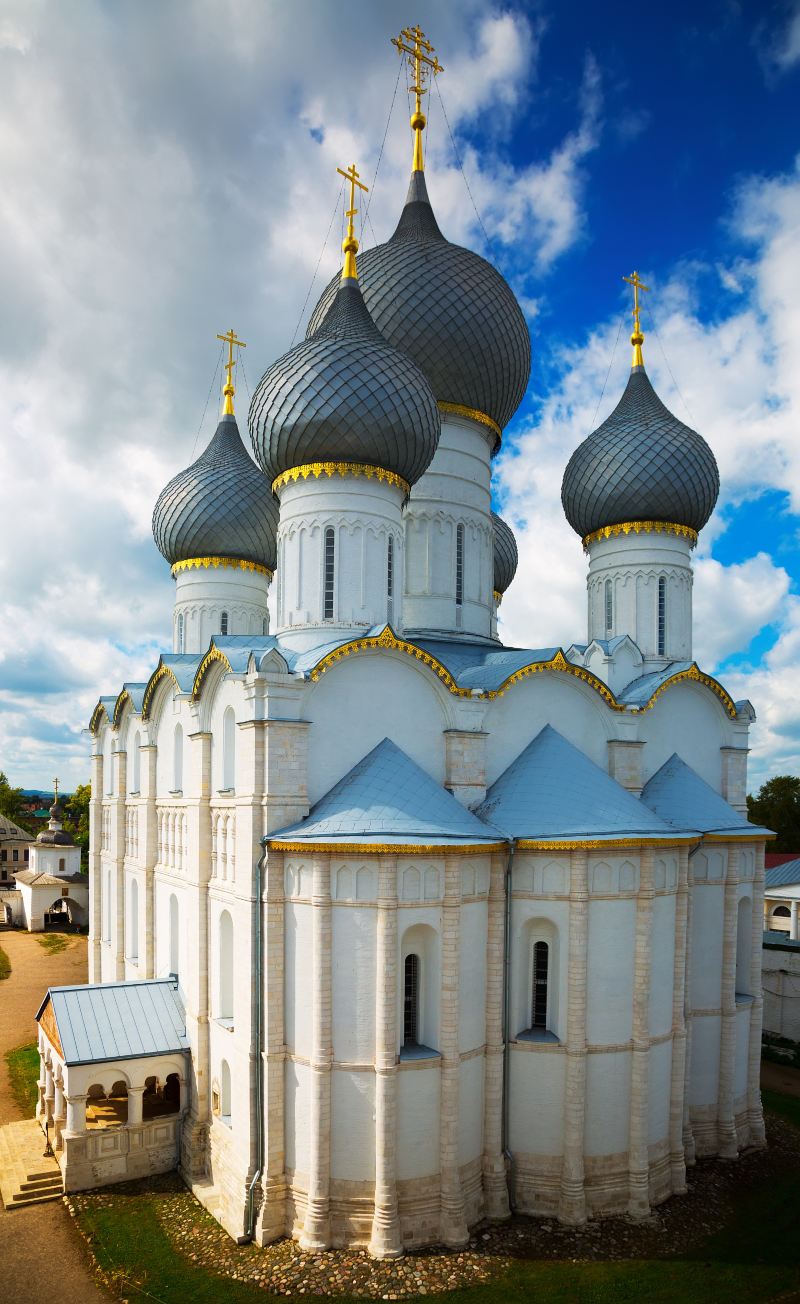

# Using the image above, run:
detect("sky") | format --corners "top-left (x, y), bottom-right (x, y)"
top-left (1, 0), bottom-right (799, 793)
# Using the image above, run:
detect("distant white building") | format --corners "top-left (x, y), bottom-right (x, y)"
top-left (763, 858), bottom-right (800, 939)
top-left (8, 793), bottom-right (88, 931)
top-left (0, 811), bottom-right (32, 892)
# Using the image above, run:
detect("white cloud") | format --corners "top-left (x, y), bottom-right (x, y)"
top-left (757, 1), bottom-right (800, 75)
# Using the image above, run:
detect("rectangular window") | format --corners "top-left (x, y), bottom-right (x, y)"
top-left (403, 952), bottom-right (419, 1046)
top-left (220, 611), bottom-right (228, 636)
top-left (657, 576), bottom-right (666, 656)
top-left (455, 523), bottom-right (464, 607)
top-left (12, 849), bottom-right (18, 863)
top-left (323, 528), bottom-right (335, 620)
top-left (532, 940), bottom-right (548, 1028)
top-left (605, 578), bottom-right (613, 633)
top-left (0, 849), bottom-right (6, 862)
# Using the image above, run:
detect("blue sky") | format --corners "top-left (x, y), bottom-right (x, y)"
top-left (0, 0), bottom-right (799, 790)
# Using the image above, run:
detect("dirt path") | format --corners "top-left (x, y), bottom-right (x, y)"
top-left (0, 928), bottom-right (88, 1125)
top-left (762, 1058), bottom-right (800, 1098)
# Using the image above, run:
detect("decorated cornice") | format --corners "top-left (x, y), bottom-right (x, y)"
top-left (438, 401), bottom-right (501, 446)
top-left (272, 462), bottom-right (410, 496)
top-left (487, 649), bottom-right (625, 710)
top-left (112, 689), bottom-right (132, 729)
top-left (269, 839), bottom-right (504, 856)
top-left (310, 624), bottom-right (470, 696)
top-left (632, 663), bottom-right (737, 719)
top-left (192, 646), bottom-right (234, 700)
top-left (171, 556), bottom-right (273, 578)
top-left (516, 836), bottom-right (697, 851)
top-left (703, 832), bottom-right (775, 844)
top-left (141, 663), bottom-right (183, 720)
top-left (89, 701), bottom-right (111, 734)
top-left (582, 520), bottom-right (699, 551)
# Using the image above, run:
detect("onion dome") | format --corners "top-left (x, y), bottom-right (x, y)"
top-left (306, 170), bottom-right (531, 444)
top-left (249, 275), bottom-right (441, 489)
top-left (152, 413), bottom-right (278, 570)
top-left (492, 511), bottom-right (518, 594)
top-left (37, 787), bottom-right (73, 846)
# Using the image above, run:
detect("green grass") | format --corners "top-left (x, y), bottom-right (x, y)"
top-left (0, 944), bottom-right (10, 980)
top-left (36, 932), bottom-right (69, 954)
top-left (5, 1041), bottom-right (39, 1117)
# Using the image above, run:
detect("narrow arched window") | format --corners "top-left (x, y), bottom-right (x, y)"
top-left (173, 723), bottom-right (183, 793)
top-left (657, 576), bottom-right (666, 656)
top-left (169, 893), bottom-right (180, 977)
top-left (455, 523), bottom-right (464, 607)
top-left (532, 940), bottom-right (549, 1028)
top-left (177, 612), bottom-right (184, 653)
top-left (262, 617), bottom-right (268, 636)
top-left (219, 910), bottom-right (233, 1021)
top-left (220, 1059), bottom-right (232, 1124)
top-left (323, 527), bottom-right (335, 619)
top-left (736, 897), bottom-right (753, 997)
top-left (220, 611), bottom-right (228, 636)
top-left (128, 878), bottom-right (139, 962)
top-left (387, 534), bottom-right (394, 623)
top-left (605, 578), bottom-right (613, 633)
top-left (403, 953), bottom-right (420, 1046)
top-left (58, 857), bottom-right (65, 871)
top-left (222, 707), bottom-right (236, 791)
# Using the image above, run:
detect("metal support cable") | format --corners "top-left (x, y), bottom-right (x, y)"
top-left (644, 299), bottom-right (695, 424)
top-left (434, 77), bottom-right (493, 252)
top-left (362, 58), bottom-right (403, 241)
top-left (188, 345), bottom-right (224, 461)
top-left (289, 180), bottom-right (344, 347)
top-left (591, 312), bottom-right (626, 429)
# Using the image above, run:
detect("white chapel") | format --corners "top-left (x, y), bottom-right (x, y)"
top-left (37, 25), bottom-right (773, 1258)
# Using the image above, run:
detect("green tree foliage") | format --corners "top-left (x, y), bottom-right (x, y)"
top-left (0, 772), bottom-right (36, 835)
top-left (747, 775), bottom-right (800, 853)
top-left (64, 783), bottom-right (91, 870)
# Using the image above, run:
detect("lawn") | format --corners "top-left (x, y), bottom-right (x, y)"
top-left (36, 932), bottom-right (70, 955)
top-left (71, 1093), bottom-right (800, 1304)
top-left (6, 1040), bottom-right (39, 1117)
top-left (0, 944), bottom-right (10, 979)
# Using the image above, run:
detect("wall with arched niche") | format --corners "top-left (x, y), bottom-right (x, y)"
top-left (640, 681), bottom-right (729, 791)
top-left (484, 671), bottom-right (614, 787)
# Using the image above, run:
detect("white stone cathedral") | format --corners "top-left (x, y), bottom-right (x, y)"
top-left (67, 28), bottom-right (773, 1258)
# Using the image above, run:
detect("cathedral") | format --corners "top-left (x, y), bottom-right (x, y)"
top-left (37, 26), bottom-right (772, 1258)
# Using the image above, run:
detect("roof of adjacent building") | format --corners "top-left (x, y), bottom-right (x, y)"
top-left (0, 813), bottom-right (33, 843)
top-left (14, 870), bottom-right (85, 887)
top-left (269, 737), bottom-right (502, 848)
top-left (763, 929), bottom-right (800, 950)
top-left (249, 277), bottom-right (441, 489)
top-left (307, 171), bottom-right (531, 436)
top-left (36, 979), bottom-right (188, 1067)
top-left (561, 365), bottom-right (720, 538)
top-left (765, 858), bottom-right (800, 888)
top-left (152, 414), bottom-right (279, 570)
top-left (641, 754), bottom-right (771, 838)
top-left (492, 512), bottom-right (518, 594)
top-left (475, 724), bottom-right (680, 841)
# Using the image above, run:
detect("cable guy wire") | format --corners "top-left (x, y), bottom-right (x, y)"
top-left (189, 345), bottom-right (224, 461)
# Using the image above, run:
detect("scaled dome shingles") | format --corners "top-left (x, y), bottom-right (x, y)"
top-left (492, 512), bottom-right (518, 593)
top-left (152, 414), bottom-right (279, 570)
top-left (561, 367), bottom-right (720, 539)
top-left (307, 172), bottom-right (531, 437)
top-left (248, 279), bottom-right (441, 488)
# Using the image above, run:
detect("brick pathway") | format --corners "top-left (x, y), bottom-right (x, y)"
top-left (0, 1116), bottom-right (62, 1209)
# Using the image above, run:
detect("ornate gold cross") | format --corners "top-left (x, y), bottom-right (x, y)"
top-left (392, 24), bottom-right (444, 171)
top-left (622, 271), bottom-right (650, 366)
top-left (336, 163), bottom-right (369, 281)
top-left (216, 328), bottom-right (247, 416)
top-left (52, 777), bottom-right (59, 802)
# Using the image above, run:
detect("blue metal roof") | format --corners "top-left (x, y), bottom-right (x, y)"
top-left (763, 929), bottom-right (800, 949)
top-left (641, 754), bottom-right (771, 838)
top-left (270, 737), bottom-right (502, 846)
top-left (476, 724), bottom-right (679, 841)
top-left (36, 979), bottom-right (188, 1067)
top-left (765, 858), bottom-right (800, 888)
top-left (617, 663), bottom-right (694, 706)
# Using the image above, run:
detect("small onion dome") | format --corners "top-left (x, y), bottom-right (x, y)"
top-left (152, 414), bottom-right (278, 570)
top-left (561, 365), bottom-right (719, 540)
top-left (492, 511), bottom-right (518, 594)
top-left (37, 797), bottom-right (73, 846)
top-left (248, 277), bottom-right (440, 489)
top-left (307, 172), bottom-right (531, 442)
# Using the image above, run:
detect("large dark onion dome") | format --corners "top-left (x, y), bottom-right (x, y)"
top-left (306, 172), bottom-right (531, 444)
top-left (249, 276), bottom-right (440, 488)
top-left (561, 364), bottom-right (720, 541)
top-left (492, 511), bottom-right (518, 594)
top-left (152, 414), bottom-right (279, 570)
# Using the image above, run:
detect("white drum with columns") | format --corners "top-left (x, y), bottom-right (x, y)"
top-left (586, 526), bottom-right (694, 664)
top-left (172, 560), bottom-right (272, 654)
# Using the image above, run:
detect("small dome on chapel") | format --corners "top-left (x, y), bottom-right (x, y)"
top-left (492, 512), bottom-right (518, 594)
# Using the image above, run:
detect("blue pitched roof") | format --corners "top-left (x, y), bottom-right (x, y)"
top-left (641, 754), bottom-right (771, 838)
top-left (765, 858), bottom-right (800, 888)
top-left (269, 737), bottom-right (502, 846)
top-left (475, 724), bottom-right (679, 841)
top-left (36, 979), bottom-right (188, 1066)
top-left (617, 663), bottom-right (694, 706)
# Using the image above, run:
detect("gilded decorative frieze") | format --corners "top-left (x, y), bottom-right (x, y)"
top-left (271, 462), bottom-right (410, 496)
top-left (582, 519), bottom-right (699, 551)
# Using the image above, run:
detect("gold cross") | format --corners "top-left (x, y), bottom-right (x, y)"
top-left (216, 328), bottom-right (247, 416)
top-left (52, 778), bottom-right (59, 802)
top-left (622, 271), bottom-right (650, 366)
top-left (392, 24), bottom-right (444, 171)
top-left (336, 163), bottom-right (369, 281)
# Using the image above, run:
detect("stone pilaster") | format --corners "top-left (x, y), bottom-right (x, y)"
top-left (300, 852), bottom-right (332, 1251)
top-left (440, 855), bottom-right (468, 1246)
top-left (443, 731), bottom-right (488, 807)
top-left (607, 740), bottom-right (645, 794)
top-left (180, 731), bottom-right (212, 1182)
top-left (111, 746), bottom-right (128, 980)
top-left (127, 1086), bottom-right (145, 1127)
top-left (369, 854), bottom-right (402, 1259)
top-left (88, 750), bottom-right (103, 981)
top-left (140, 744), bottom-right (158, 978)
top-left (482, 851), bottom-right (510, 1220)
top-left (669, 847), bottom-right (690, 1194)
top-left (717, 844), bottom-right (740, 1159)
top-left (628, 847), bottom-right (654, 1219)
top-left (64, 1093), bottom-right (87, 1136)
top-left (682, 850), bottom-right (697, 1166)
top-left (257, 848), bottom-right (288, 1245)
top-left (747, 842), bottom-right (767, 1147)
top-left (559, 848), bottom-right (588, 1225)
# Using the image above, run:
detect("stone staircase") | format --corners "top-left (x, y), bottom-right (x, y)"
top-left (0, 1118), bottom-right (63, 1210)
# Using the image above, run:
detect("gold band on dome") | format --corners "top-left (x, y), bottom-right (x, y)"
top-left (582, 520), bottom-right (699, 551)
top-left (171, 556), bottom-right (273, 578)
top-left (493, 589), bottom-right (503, 606)
top-left (272, 462), bottom-right (410, 495)
top-left (438, 402), bottom-right (501, 442)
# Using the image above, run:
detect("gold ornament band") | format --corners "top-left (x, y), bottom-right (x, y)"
top-left (269, 840), bottom-right (504, 856)
top-left (582, 520), bottom-right (698, 550)
top-left (272, 462), bottom-right (410, 496)
top-left (493, 589), bottom-right (503, 606)
top-left (516, 836), bottom-right (697, 852)
top-left (438, 401), bottom-right (502, 443)
top-left (171, 556), bottom-right (273, 578)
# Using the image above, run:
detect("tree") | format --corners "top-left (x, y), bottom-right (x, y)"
top-left (0, 773), bottom-right (36, 835)
top-left (64, 783), bottom-right (91, 870)
top-left (747, 776), bottom-right (800, 853)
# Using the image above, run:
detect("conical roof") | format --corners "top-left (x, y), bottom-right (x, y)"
top-left (269, 737), bottom-right (501, 847)
top-left (249, 277), bottom-right (440, 488)
top-left (307, 172), bottom-right (531, 439)
top-left (476, 724), bottom-right (677, 841)
top-left (152, 414), bottom-right (278, 569)
top-left (492, 511), bottom-right (518, 594)
top-left (561, 365), bottom-right (719, 539)
top-left (641, 753), bottom-right (771, 838)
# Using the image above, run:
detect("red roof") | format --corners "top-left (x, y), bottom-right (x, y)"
top-left (765, 852), bottom-right (800, 868)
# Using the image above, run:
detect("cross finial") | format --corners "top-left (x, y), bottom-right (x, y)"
top-left (391, 24), bottom-right (444, 172)
top-left (336, 163), bottom-right (369, 282)
top-left (216, 328), bottom-right (247, 416)
top-left (53, 777), bottom-right (59, 803)
top-left (622, 271), bottom-right (650, 368)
